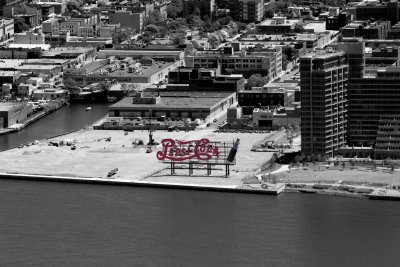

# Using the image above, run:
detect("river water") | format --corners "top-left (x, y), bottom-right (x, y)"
top-left (0, 103), bottom-right (399, 266)
top-left (0, 180), bottom-right (399, 266)
top-left (0, 103), bottom-right (109, 151)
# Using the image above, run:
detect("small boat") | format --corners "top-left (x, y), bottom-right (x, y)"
top-left (107, 168), bottom-right (118, 177)
top-left (86, 107), bottom-right (92, 111)
top-left (299, 189), bottom-right (317, 194)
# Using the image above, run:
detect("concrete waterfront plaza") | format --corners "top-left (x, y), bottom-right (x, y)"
top-left (0, 128), bottom-right (276, 186)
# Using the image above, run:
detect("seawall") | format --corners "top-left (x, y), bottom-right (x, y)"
top-left (0, 173), bottom-right (285, 195)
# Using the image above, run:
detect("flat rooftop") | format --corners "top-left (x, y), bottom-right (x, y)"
top-left (0, 102), bottom-right (25, 112)
top-left (110, 92), bottom-right (234, 110)
top-left (42, 47), bottom-right (95, 57)
top-left (258, 18), bottom-right (299, 26)
top-left (0, 71), bottom-right (19, 76)
top-left (84, 60), bottom-right (176, 77)
top-left (301, 50), bottom-right (346, 59)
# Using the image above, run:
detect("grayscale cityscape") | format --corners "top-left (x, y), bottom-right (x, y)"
top-left (0, 0), bottom-right (399, 265)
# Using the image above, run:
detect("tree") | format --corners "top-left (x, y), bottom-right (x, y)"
top-left (294, 22), bottom-right (304, 33)
top-left (226, 21), bottom-right (238, 37)
top-left (217, 16), bottom-right (232, 26)
top-left (63, 78), bottom-right (78, 89)
top-left (116, 28), bottom-right (136, 44)
top-left (144, 24), bottom-right (159, 36)
top-left (245, 74), bottom-right (268, 89)
top-left (167, 0), bottom-right (183, 19)
top-left (191, 16), bottom-right (204, 28)
top-left (207, 33), bottom-right (221, 48)
top-left (193, 7), bottom-right (201, 17)
top-left (192, 40), bottom-right (201, 49)
top-left (97, 81), bottom-right (111, 92)
top-left (171, 33), bottom-right (185, 45)
top-left (14, 17), bottom-right (30, 33)
top-left (66, 0), bottom-right (81, 12)
top-left (184, 43), bottom-right (195, 56)
top-left (97, 0), bottom-right (107, 7)
top-left (265, 8), bottom-right (275, 19)
top-left (145, 10), bottom-right (162, 26)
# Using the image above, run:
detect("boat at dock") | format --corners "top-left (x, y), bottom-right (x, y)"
top-left (299, 188), bottom-right (317, 194)
top-left (368, 192), bottom-right (400, 201)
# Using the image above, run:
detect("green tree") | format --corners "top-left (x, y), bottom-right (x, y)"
top-left (66, 0), bottom-right (81, 12)
top-left (191, 16), bottom-right (204, 28)
top-left (97, 0), bottom-right (107, 7)
top-left (192, 40), bottom-right (201, 49)
top-left (193, 7), bottom-right (201, 17)
top-left (207, 33), bottom-right (221, 48)
top-left (116, 28), bottom-right (136, 44)
top-left (144, 24), bottom-right (159, 36)
top-left (145, 10), bottom-right (162, 26)
top-left (294, 22), bottom-right (304, 33)
top-left (167, 0), bottom-right (183, 19)
top-left (171, 33), bottom-right (185, 45)
top-left (63, 78), bottom-right (78, 91)
top-left (97, 81), bottom-right (111, 92)
top-left (246, 74), bottom-right (268, 90)
top-left (14, 17), bottom-right (30, 33)
top-left (226, 21), bottom-right (238, 37)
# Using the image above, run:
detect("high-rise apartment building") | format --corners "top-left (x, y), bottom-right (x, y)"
top-left (300, 51), bottom-right (349, 157)
top-left (229, 0), bottom-right (264, 23)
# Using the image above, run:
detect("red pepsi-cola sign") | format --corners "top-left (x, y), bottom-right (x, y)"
top-left (157, 138), bottom-right (220, 162)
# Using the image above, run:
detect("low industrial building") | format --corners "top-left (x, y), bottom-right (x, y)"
top-left (186, 45), bottom-right (282, 79)
top-left (0, 102), bottom-right (33, 128)
top-left (0, 71), bottom-right (20, 85)
top-left (256, 17), bottom-right (301, 34)
top-left (64, 57), bottom-right (180, 85)
top-left (32, 89), bottom-right (68, 100)
top-left (252, 107), bottom-right (300, 128)
top-left (238, 84), bottom-right (296, 110)
top-left (109, 91), bottom-right (236, 121)
top-left (167, 67), bottom-right (244, 92)
top-left (98, 47), bottom-right (185, 63)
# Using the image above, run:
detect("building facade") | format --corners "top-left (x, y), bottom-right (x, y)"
top-left (186, 46), bottom-right (282, 79)
top-left (0, 18), bottom-right (14, 41)
top-left (229, 0), bottom-right (263, 23)
top-left (108, 11), bottom-right (143, 31)
top-left (300, 51), bottom-right (349, 157)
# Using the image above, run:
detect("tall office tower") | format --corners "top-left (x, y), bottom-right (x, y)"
top-left (337, 42), bottom-right (365, 79)
top-left (374, 115), bottom-right (400, 159)
top-left (338, 42), bottom-right (400, 147)
top-left (300, 51), bottom-right (349, 158)
top-left (346, 66), bottom-right (400, 147)
top-left (229, 0), bottom-right (264, 23)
